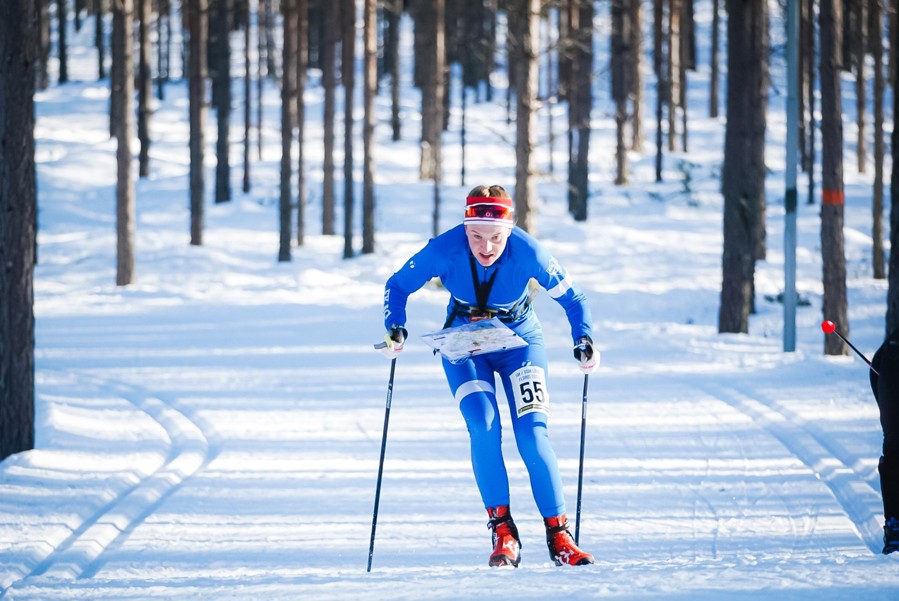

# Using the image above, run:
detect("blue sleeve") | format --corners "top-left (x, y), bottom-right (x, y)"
top-left (529, 242), bottom-right (593, 344)
top-left (383, 239), bottom-right (443, 329)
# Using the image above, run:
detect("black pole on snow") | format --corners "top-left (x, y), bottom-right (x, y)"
top-left (574, 373), bottom-right (589, 545)
top-left (367, 357), bottom-right (397, 572)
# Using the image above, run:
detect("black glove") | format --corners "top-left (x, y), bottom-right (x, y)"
top-left (573, 336), bottom-right (598, 373)
top-left (389, 325), bottom-right (407, 344)
top-left (381, 325), bottom-right (408, 358)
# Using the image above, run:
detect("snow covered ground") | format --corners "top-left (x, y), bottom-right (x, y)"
top-left (1, 8), bottom-right (897, 601)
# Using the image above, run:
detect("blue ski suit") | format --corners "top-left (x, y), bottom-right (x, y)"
top-left (384, 224), bottom-right (594, 517)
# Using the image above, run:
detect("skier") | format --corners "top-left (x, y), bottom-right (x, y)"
top-left (380, 185), bottom-right (598, 567)
top-left (870, 328), bottom-right (899, 554)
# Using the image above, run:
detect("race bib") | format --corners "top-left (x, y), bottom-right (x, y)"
top-left (511, 365), bottom-right (549, 416)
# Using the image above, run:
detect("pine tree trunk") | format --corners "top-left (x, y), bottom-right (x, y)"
top-left (820, 0), bottom-right (850, 354)
top-left (461, 85), bottom-right (468, 184)
top-left (753, 0), bottom-right (769, 263)
top-left (296, 0), bottom-right (308, 246)
top-left (486, 5), bottom-right (496, 102)
top-left (57, 0), bottom-right (69, 83)
top-left (419, 0), bottom-right (437, 180)
top-left (441, 14), bottom-right (452, 134)
top-left (872, 0), bottom-right (885, 279)
top-left (710, 0), bottom-right (720, 117)
top-left (156, 0), bottom-right (170, 99)
top-left (211, 0), bottom-right (232, 203)
top-left (37, 0), bottom-right (49, 89)
top-left (855, 0), bottom-right (867, 173)
top-left (678, 0), bottom-right (689, 152)
top-left (138, 0), bottom-right (152, 178)
top-left (570, 0), bottom-right (592, 221)
top-left (684, 0), bottom-right (696, 68)
top-left (543, 10), bottom-right (555, 176)
top-left (432, 0), bottom-right (445, 238)
top-left (667, 0), bottom-right (680, 151)
top-left (280, 0), bottom-right (297, 262)
top-left (257, 0), bottom-right (265, 160)
top-left (94, 0), bottom-right (104, 80)
top-left (242, 0), bottom-right (251, 193)
top-left (891, 0), bottom-right (897, 88)
top-left (109, 5), bottom-right (121, 138)
top-left (566, 0), bottom-right (578, 214)
top-left (719, 0), bottom-right (767, 333)
top-left (412, 0), bottom-right (426, 89)
top-left (0, 0), bottom-right (37, 461)
top-left (387, 0), bottom-right (401, 141)
top-left (189, 0), bottom-right (208, 246)
top-left (612, 0), bottom-right (629, 184)
top-left (181, 6), bottom-right (189, 79)
top-left (653, 0), bottom-right (665, 182)
top-left (342, 0), bottom-right (355, 259)
top-left (322, 0), bottom-right (336, 235)
top-left (362, 0), bottom-right (377, 254)
top-left (885, 0), bottom-right (899, 333)
top-left (798, 0), bottom-right (810, 170)
top-left (114, 0), bottom-right (136, 286)
top-left (505, 11), bottom-right (515, 128)
top-left (459, 0), bottom-right (492, 94)
top-left (264, 0), bottom-right (276, 76)
top-left (629, 0), bottom-right (644, 151)
top-left (805, 0), bottom-right (817, 204)
top-left (557, 0), bottom-right (577, 104)
top-left (510, 0), bottom-right (539, 233)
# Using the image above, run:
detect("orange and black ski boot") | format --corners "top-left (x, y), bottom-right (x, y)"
top-left (486, 505), bottom-right (521, 567)
top-left (544, 514), bottom-right (594, 566)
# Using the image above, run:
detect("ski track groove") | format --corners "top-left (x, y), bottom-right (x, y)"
top-left (689, 480), bottom-right (720, 562)
top-left (0, 374), bottom-right (211, 598)
top-left (697, 380), bottom-right (883, 555)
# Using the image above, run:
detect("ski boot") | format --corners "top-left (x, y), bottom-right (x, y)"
top-left (883, 517), bottom-right (899, 555)
top-left (486, 505), bottom-right (521, 567)
top-left (544, 514), bottom-right (594, 566)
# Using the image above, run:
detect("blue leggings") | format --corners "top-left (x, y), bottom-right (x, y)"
top-left (443, 336), bottom-right (566, 517)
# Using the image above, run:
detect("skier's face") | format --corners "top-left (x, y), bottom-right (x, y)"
top-left (465, 223), bottom-right (511, 267)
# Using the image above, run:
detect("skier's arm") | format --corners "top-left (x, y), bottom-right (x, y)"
top-left (383, 242), bottom-right (441, 331)
top-left (532, 250), bottom-right (593, 345)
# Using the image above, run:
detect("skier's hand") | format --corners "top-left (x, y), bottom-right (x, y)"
top-left (574, 336), bottom-right (599, 374)
top-left (379, 325), bottom-right (408, 359)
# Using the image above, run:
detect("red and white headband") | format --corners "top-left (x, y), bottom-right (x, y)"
top-left (463, 196), bottom-right (514, 227)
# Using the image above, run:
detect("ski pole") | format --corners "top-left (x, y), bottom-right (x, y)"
top-left (821, 320), bottom-right (879, 376)
top-left (367, 356), bottom-right (397, 572)
top-left (574, 373), bottom-right (589, 545)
